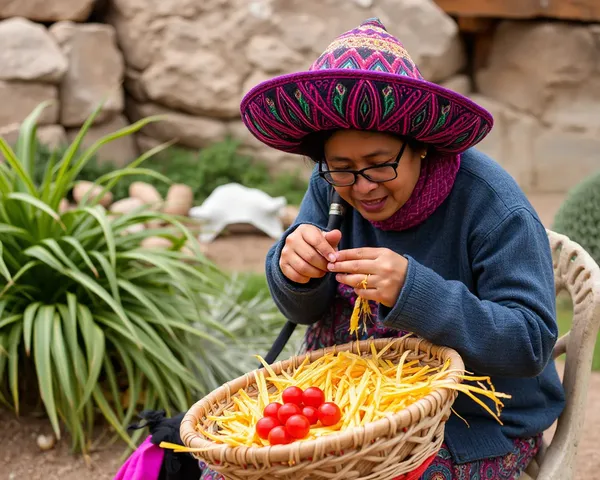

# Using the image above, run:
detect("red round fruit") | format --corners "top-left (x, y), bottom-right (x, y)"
top-left (285, 414), bottom-right (311, 439)
top-left (277, 402), bottom-right (302, 424)
top-left (263, 402), bottom-right (282, 418)
top-left (302, 386), bottom-right (325, 408)
top-left (318, 402), bottom-right (342, 426)
top-left (281, 386), bottom-right (304, 406)
top-left (268, 425), bottom-right (293, 445)
top-left (301, 406), bottom-right (319, 425)
top-left (255, 416), bottom-right (280, 440)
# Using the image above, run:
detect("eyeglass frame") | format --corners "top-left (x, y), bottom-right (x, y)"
top-left (317, 141), bottom-right (408, 187)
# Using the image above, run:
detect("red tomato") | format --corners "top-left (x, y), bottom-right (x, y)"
top-left (255, 416), bottom-right (280, 440)
top-left (318, 402), bottom-right (342, 426)
top-left (268, 425), bottom-right (293, 445)
top-left (301, 406), bottom-right (319, 425)
top-left (285, 414), bottom-right (310, 439)
top-left (281, 386), bottom-right (304, 406)
top-left (302, 387), bottom-right (325, 408)
top-left (277, 402), bottom-right (302, 424)
top-left (263, 402), bottom-right (282, 419)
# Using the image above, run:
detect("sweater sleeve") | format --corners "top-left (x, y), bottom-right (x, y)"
top-left (265, 168), bottom-right (339, 325)
top-left (380, 208), bottom-right (558, 377)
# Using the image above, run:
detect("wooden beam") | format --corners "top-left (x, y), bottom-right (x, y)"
top-left (434, 0), bottom-right (600, 22)
top-left (457, 16), bottom-right (496, 33)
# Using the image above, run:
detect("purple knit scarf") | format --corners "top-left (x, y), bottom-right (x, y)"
top-left (370, 152), bottom-right (461, 231)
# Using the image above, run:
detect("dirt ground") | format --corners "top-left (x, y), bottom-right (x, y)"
top-left (3, 192), bottom-right (600, 480)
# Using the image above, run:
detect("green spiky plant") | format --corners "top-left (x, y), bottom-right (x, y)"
top-left (0, 101), bottom-right (290, 454)
top-left (553, 169), bottom-right (600, 266)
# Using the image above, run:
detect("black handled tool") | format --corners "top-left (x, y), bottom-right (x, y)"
top-left (261, 190), bottom-right (347, 366)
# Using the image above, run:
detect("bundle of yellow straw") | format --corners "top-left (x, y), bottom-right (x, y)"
top-left (178, 341), bottom-right (509, 448)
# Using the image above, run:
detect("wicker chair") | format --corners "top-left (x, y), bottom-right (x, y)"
top-left (519, 230), bottom-right (600, 480)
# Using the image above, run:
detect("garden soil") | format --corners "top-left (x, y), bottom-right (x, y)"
top-left (2, 194), bottom-right (600, 480)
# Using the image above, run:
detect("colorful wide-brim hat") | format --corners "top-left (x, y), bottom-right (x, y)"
top-left (240, 18), bottom-right (493, 156)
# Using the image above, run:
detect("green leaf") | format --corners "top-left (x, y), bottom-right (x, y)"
top-left (62, 236), bottom-right (99, 278)
top-left (75, 304), bottom-right (106, 411)
top-left (24, 245), bottom-right (66, 272)
top-left (92, 386), bottom-right (137, 450)
top-left (8, 192), bottom-right (65, 229)
top-left (0, 314), bottom-right (21, 329)
top-left (83, 206), bottom-right (116, 268)
top-left (23, 302), bottom-right (41, 355)
top-left (7, 323), bottom-right (23, 414)
top-left (0, 138), bottom-right (37, 195)
top-left (89, 251), bottom-right (120, 304)
top-left (64, 268), bottom-right (139, 346)
top-left (0, 242), bottom-right (12, 282)
top-left (51, 312), bottom-right (77, 409)
top-left (33, 305), bottom-right (60, 438)
top-left (0, 224), bottom-right (33, 242)
top-left (17, 100), bottom-right (56, 178)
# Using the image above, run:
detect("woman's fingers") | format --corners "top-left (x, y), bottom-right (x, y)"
top-left (300, 226), bottom-right (338, 262)
top-left (335, 273), bottom-right (377, 289)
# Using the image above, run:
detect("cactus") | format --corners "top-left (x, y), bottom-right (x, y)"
top-left (552, 169), bottom-right (600, 266)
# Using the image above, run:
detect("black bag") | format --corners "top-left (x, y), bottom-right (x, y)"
top-left (129, 410), bottom-right (202, 480)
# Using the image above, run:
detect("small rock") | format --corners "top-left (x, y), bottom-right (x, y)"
top-left (140, 236), bottom-right (173, 249)
top-left (37, 433), bottom-right (56, 451)
top-left (72, 181), bottom-right (113, 207)
top-left (121, 223), bottom-right (146, 236)
top-left (162, 184), bottom-right (194, 216)
top-left (58, 198), bottom-right (70, 213)
top-left (128, 181), bottom-right (163, 207)
top-left (109, 197), bottom-right (144, 214)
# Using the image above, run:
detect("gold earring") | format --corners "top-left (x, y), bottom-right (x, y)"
top-left (420, 152), bottom-right (427, 159)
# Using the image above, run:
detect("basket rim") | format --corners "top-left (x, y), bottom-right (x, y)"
top-left (180, 336), bottom-right (465, 466)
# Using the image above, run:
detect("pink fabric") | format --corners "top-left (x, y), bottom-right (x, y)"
top-left (113, 436), bottom-right (164, 480)
top-left (370, 152), bottom-right (461, 231)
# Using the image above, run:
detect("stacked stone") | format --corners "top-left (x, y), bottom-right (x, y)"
top-left (0, 1), bottom-right (137, 165)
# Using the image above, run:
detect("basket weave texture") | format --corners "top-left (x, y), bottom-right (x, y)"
top-left (180, 337), bottom-right (465, 480)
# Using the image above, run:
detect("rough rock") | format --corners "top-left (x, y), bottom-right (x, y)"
top-left (0, 81), bottom-right (59, 125)
top-left (476, 21), bottom-right (597, 118)
top-left (0, 18), bottom-right (68, 83)
top-left (66, 115), bottom-right (139, 166)
top-left (0, 123), bottom-right (66, 150)
top-left (139, 16), bottom-right (253, 118)
top-left (440, 74), bottom-right (472, 96)
top-left (0, 0), bottom-right (95, 22)
top-left (124, 69), bottom-right (148, 102)
top-left (50, 22), bottom-right (125, 127)
top-left (375, 0), bottom-right (465, 82)
top-left (533, 128), bottom-right (600, 193)
top-left (127, 101), bottom-right (229, 149)
top-left (468, 94), bottom-right (539, 190)
top-left (245, 35), bottom-right (305, 73)
top-left (135, 133), bottom-right (163, 153)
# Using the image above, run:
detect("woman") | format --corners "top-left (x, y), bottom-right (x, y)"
top-left (236, 18), bottom-right (565, 479)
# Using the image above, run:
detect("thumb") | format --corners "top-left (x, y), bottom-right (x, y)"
top-left (323, 229), bottom-right (342, 250)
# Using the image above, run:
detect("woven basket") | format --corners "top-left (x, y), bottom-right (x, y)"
top-left (180, 336), bottom-right (465, 480)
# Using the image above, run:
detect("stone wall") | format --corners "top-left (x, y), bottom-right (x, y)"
top-left (0, 0), bottom-right (599, 194)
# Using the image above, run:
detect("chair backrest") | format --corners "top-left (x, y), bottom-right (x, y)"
top-left (535, 230), bottom-right (600, 480)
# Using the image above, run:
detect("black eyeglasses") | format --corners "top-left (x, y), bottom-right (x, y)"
top-left (318, 142), bottom-right (407, 187)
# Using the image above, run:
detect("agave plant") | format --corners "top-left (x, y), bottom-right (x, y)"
top-left (0, 101), bottom-right (288, 453)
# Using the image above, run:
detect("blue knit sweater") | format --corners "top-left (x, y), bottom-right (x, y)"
top-left (265, 147), bottom-right (566, 464)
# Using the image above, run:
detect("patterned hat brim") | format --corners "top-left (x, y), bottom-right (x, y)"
top-left (240, 69), bottom-right (494, 155)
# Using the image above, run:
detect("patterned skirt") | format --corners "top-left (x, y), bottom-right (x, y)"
top-left (198, 286), bottom-right (542, 479)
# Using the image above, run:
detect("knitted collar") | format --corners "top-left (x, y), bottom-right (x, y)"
top-left (369, 153), bottom-right (461, 231)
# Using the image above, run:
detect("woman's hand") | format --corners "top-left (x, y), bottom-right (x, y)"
top-left (279, 224), bottom-right (342, 284)
top-left (328, 248), bottom-right (408, 307)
